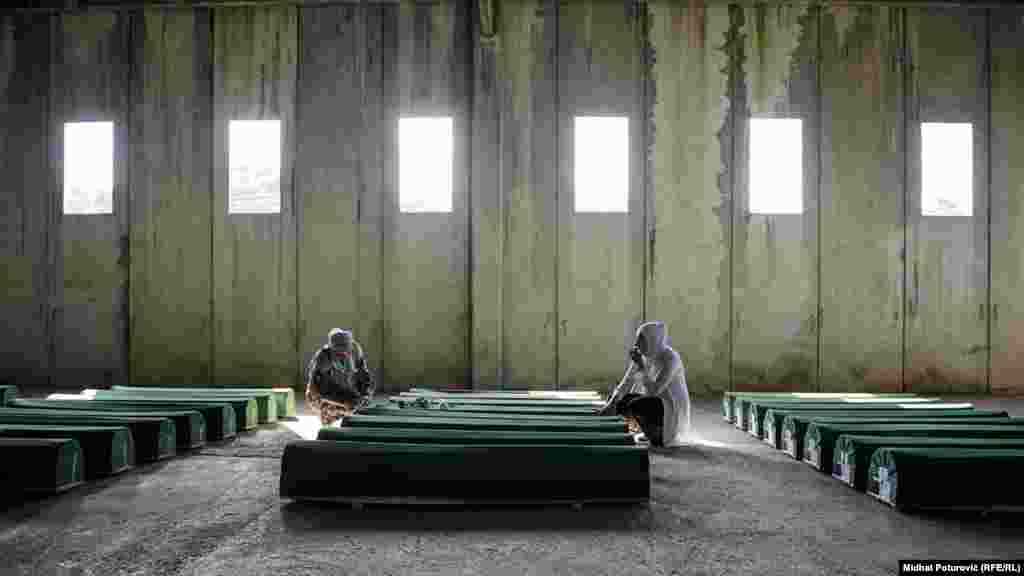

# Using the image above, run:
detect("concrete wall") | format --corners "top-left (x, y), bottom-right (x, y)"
top-left (2, 1), bottom-right (1024, 396)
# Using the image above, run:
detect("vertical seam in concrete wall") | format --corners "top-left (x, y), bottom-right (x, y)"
top-left (815, 5), bottom-right (823, 392)
top-left (900, 7), bottom-right (909, 393)
top-left (728, 3), bottom-right (738, 393)
top-left (553, 0), bottom-right (560, 391)
top-left (294, 6), bottom-right (303, 390)
top-left (208, 8), bottom-right (217, 385)
top-left (124, 11), bottom-right (133, 386)
top-left (984, 7), bottom-right (992, 395)
top-left (465, 0), bottom-right (475, 390)
top-left (640, 0), bottom-right (648, 324)
top-left (47, 14), bottom-right (57, 387)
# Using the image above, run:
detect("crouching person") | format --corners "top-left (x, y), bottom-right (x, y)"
top-left (597, 321), bottom-right (691, 447)
top-left (305, 328), bottom-right (376, 426)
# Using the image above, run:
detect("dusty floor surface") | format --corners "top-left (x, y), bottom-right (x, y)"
top-left (1, 397), bottom-right (1023, 576)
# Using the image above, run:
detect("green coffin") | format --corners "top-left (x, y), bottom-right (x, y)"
top-left (0, 408), bottom-right (175, 463)
top-left (721, 392), bottom-right (918, 422)
top-left (279, 440), bottom-right (649, 505)
top-left (376, 402), bottom-right (601, 416)
top-left (403, 389), bottom-right (602, 400)
top-left (0, 385), bottom-right (17, 407)
top-left (833, 435), bottom-right (1024, 492)
top-left (389, 396), bottom-right (604, 409)
top-left (736, 397), bottom-right (939, 432)
top-left (0, 438), bottom-right (84, 498)
top-left (0, 425), bottom-right (133, 479)
top-left (343, 414), bottom-right (627, 433)
top-left (111, 386), bottom-right (294, 419)
top-left (359, 406), bottom-right (623, 422)
top-left (867, 447), bottom-right (1024, 512)
top-left (107, 387), bottom-right (277, 424)
top-left (761, 407), bottom-right (996, 449)
top-left (746, 399), bottom-right (961, 437)
top-left (26, 398), bottom-right (235, 441)
top-left (10, 399), bottom-right (206, 449)
top-left (86, 392), bottom-right (257, 432)
top-left (803, 423), bottom-right (1024, 473)
top-left (317, 426), bottom-right (636, 445)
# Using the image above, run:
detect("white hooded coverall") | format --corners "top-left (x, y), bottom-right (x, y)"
top-left (607, 321), bottom-right (692, 446)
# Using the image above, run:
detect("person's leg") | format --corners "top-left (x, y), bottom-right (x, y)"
top-left (614, 393), bottom-right (644, 416)
top-left (627, 397), bottom-right (666, 446)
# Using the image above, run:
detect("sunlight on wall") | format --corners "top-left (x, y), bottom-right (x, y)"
top-left (749, 118), bottom-right (802, 215)
top-left (921, 122), bottom-right (973, 217)
top-left (574, 116), bottom-right (629, 213)
top-left (399, 117), bottom-right (453, 213)
top-left (229, 120), bottom-right (282, 214)
top-left (63, 121), bottom-right (114, 215)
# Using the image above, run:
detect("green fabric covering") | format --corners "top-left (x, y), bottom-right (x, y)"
top-left (802, 423), bottom-right (1024, 471)
top-left (0, 409), bottom-right (176, 463)
top-left (735, 397), bottom-right (940, 431)
top-left (789, 417), bottom-right (1024, 462)
top-left (389, 396), bottom-right (604, 409)
top-left (110, 386), bottom-right (295, 418)
top-left (0, 438), bottom-right (84, 498)
top-left (867, 447), bottom-right (1024, 511)
top-left (279, 440), bottom-right (650, 504)
top-left (88, 392), bottom-right (257, 431)
top-left (17, 399), bottom-right (235, 441)
top-left (343, 414), bottom-right (627, 433)
top-left (403, 389), bottom-right (602, 400)
top-left (10, 399), bottom-right (206, 449)
top-left (359, 406), bottom-right (623, 422)
top-left (108, 387), bottom-right (277, 423)
top-left (317, 426), bottom-right (636, 445)
top-left (761, 408), bottom-right (1001, 449)
top-left (720, 392), bottom-right (918, 422)
top-left (800, 417), bottom-right (1018, 469)
top-left (0, 385), bottom-right (16, 407)
top-left (746, 400), bottom-right (964, 437)
top-left (380, 401), bottom-right (598, 415)
top-left (834, 435), bottom-right (1024, 492)
top-left (0, 425), bottom-right (133, 480)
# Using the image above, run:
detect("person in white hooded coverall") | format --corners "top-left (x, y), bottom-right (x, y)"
top-left (597, 321), bottom-right (691, 447)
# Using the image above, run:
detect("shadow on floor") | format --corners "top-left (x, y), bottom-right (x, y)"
top-left (278, 500), bottom-right (656, 534)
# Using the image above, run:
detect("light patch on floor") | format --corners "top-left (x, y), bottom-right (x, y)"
top-left (282, 415), bottom-right (323, 440)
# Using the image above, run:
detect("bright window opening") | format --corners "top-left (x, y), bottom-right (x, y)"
top-left (229, 120), bottom-right (281, 214)
top-left (574, 116), bottom-right (628, 213)
top-left (922, 122), bottom-right (972, 217)
top-left (749, 117), bottom-right (802, 215)
top-left (399, 117), bottom-right (453, 213)
top-left (63, 121), bottom-right (114, 215)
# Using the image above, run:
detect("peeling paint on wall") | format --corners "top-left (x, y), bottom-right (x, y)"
top-left (742, 2), bottom-right (808, 115)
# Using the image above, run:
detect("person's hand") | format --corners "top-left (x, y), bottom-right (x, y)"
top-left (629, 346), bottom-right (643, 365)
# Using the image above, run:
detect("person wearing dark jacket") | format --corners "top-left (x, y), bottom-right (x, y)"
top-left (304, 328), bottom-right (376, 425)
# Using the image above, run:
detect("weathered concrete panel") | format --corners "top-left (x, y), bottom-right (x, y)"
top-left (646, 0), bottom-right (732, 395)
top-left (212, 6), bottom-right (298, 386)
top-left (52, 12), bottom-right (130, 388)
top-left (470, 0), bottom-right (502, 388)
top-left (494, 0), bottom-right (559, 389)
top-left (990, 8), bottom-right (1024, 396)
top-left (295, 5), bottom-right (365, 383)
top-left (128, 10), bottom-right (213, 385)
top-left (818, 6), bottom-right (905, 392)
top-left (904, 8), bottom-right (988, 394)
top-left (387, 0), bottom-right (470, 387)
top-left (0, 15), bottom-right (52, 387)
top-left (731, 3), bottom-right (818, 392)
top-left (557, 0), bottom-right (644, 391)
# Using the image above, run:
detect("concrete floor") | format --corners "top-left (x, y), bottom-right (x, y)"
top-left (2, 397), bottom-right (1024, 576)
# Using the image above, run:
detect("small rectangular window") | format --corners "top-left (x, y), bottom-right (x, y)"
top-left (748, 117), bottom-right (803, 215)
top-left (63, 121), bottom-right (114, 215)
top-left (921, 122), bottom-right (972, 217)
top-left (574, 116), bottom-right (629, 213)
top-left (229, 119), bottom-right (281, 214)
top-left (399, 117), bottom-right (453, 213)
